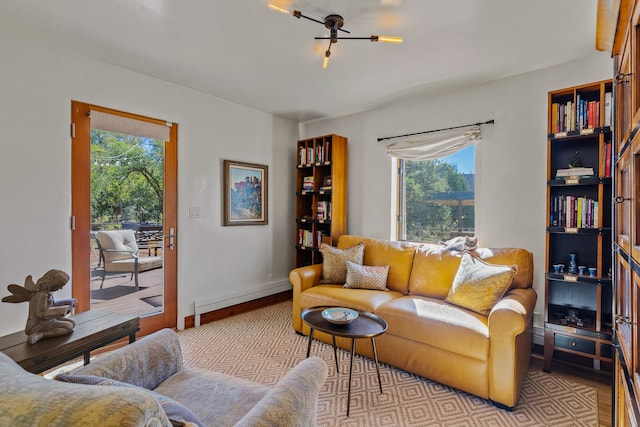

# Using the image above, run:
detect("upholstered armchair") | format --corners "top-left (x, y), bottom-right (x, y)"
top-left (96, 230), bottom-right (163, 290)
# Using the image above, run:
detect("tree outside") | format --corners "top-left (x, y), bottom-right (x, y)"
top-left (403, 158), bottom-right (475, 242)
top-left (90, 130), bottom-right (163, 228)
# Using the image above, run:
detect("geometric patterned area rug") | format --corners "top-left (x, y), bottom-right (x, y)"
top-left (177, 301), bottom-right (598, 426)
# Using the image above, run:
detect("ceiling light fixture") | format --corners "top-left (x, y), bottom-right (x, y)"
top-left (268, 3), bottom-right (403, 69)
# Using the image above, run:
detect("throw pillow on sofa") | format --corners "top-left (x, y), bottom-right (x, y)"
top-left (319, 242), bottom-right (364, 283)
top-left (344, 261), bottom-right (390, 290)
top-left (445, 252), bottom-right (518, 315)
top-left (56, 373), bottom-right (204, 427)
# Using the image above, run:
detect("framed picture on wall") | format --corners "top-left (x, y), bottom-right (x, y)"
top-left (223, 160), bottom-right (268, 226)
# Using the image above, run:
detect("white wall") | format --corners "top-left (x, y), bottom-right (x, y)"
top-left (0, 31), bottom-right (298, 335)
top-left (302, 53), bottom-right (613, 330)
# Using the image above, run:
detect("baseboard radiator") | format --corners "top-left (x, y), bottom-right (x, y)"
top-left (193, 280), bottom-right (291, 327)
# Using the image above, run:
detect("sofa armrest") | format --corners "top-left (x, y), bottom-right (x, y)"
top-left (0, 353), bottom-right (171, 427)
top-left (72, 328), bottom-right (183, 390)
top-left (487, 288), bottom-right (537, 408)
top-left (290, 264), bottom-right (323, 332)
top-left (234, 356), bottom-right (328, 427)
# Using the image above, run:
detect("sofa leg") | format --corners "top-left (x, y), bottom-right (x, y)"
top-left (490, 400), bottom-right (514, 412)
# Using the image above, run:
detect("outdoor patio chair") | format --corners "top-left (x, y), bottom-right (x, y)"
top-left (95, 230), bottom-right (163, 290)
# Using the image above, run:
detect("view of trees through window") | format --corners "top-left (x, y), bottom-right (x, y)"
top-left (400, 146), bottom-right (475, 242)
top-left (91, 130), bottom-right (164, 227)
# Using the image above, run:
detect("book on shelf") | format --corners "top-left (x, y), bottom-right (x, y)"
top-left (604, 92), bottom-right (612, 127)
top-left (302, 176), bottom-right (314, 191)
top-left (316, 201), bottom-right (332, 220)
top-left (316, 231), bottom-right (329, 247)
top-left (298, 146), bottom-right (305, 165)
top-left (555, 167), bottom-right (594, 178)
top-left (604, 142), bottom-right (611, 178)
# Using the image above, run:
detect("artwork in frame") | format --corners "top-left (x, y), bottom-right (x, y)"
top-left (223, 160), bottom-right (268, 226)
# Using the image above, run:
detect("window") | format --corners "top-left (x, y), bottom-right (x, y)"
top-left (397, 145), bottom-right (475, 242)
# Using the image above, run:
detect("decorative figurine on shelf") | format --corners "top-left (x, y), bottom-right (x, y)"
top-left (568, 253), bottom-right (578, 274)
top-left (1, 269), bottom-right (77, 344)
top-left (568, 151), bottom-right (583, 168)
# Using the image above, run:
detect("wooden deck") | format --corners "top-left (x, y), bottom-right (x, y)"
top-left (89, 249), bottom-right (163, 318)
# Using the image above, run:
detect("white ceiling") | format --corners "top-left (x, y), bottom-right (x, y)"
top-left (0, 0), bottom-right (602, 122)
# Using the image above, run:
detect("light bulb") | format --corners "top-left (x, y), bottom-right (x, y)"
top-left (373, 35), bottom-right (403, 43)
top-left (322, 50), bottom-right (331, 69)
top-left (268, 3), bottom-right (291, 14)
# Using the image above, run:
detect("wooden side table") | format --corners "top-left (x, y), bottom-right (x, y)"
top-left (0, 310), bottom-right (139, 374)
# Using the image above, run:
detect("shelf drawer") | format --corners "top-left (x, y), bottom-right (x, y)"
top-left (554, 334), bottom-right (596, 355)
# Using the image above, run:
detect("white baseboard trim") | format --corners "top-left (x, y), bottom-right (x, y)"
top-left (193, 280), bottom-right (291, 327)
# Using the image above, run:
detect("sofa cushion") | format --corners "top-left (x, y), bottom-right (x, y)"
top-left (445, 253), bottom-right (517, 315)
top-left (408, 246), bottom-right (533, 298)
top-left (154, 367), bottom-right (270, 427)
top-left (376, 296), bottom-right (490, 361)
top-left (319, 242), bottom-right (364, 283)
top-left (300, 284), bottom-right (402, 313)
top-left (56, 373), bottom-right (204, 427)
top-left (344, 261), bottom-right (389, 290)
top-left (408, 244), bottom-right (465, 298)
top-left (472, 247), bottom-right (532, 289)
top-left (338, 235), bottom-right (416, 294)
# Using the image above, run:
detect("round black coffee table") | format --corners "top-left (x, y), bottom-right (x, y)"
top-left (301, 306), bottom-right (388, 417)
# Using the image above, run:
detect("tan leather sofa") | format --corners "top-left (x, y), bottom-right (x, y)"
top-left (290, 235), bottom-right (536, 410)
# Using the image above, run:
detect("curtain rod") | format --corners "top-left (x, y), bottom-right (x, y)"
top-left (377, 119), bottom-right (495, 142)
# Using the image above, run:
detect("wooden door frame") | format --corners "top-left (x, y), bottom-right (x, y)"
top-left (71, 101), bottom-right (177, 335)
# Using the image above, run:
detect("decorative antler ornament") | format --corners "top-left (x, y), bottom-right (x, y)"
top-left (2, 269), bottom-right (77, 344)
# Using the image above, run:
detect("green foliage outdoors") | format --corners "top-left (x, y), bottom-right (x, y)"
top-left (404, 159), bottom-right (474, 242)
top-left (91, 130), bottom-right (163, 225)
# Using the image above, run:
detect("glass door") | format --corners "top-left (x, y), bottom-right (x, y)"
top-left (71, 101), bottom-right (178, 335)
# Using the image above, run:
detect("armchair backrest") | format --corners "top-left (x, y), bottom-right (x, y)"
top-left (97, 230), bottom-right (139, 262)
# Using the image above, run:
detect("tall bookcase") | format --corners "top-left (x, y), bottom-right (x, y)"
top-left (295, 134), bottom-right (348, 267)
top-left (543, 80), bottom-right (613, 373)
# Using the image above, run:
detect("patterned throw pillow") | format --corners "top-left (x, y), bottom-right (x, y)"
top-left (344, 260), bottom-right (390, 291)
top-left (55, 373), bottom-right (205, 427)
top-left (445, 252), bottom-right (518, 315)
top-left (319, 242), bottom-right (365, 283)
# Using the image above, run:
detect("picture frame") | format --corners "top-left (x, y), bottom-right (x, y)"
top-left (223, 160), bottom-right (268, 226)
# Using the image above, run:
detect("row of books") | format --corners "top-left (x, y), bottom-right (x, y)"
top-left (550, 195), bottom-right (599, 228)
top-left (298, 141), bottom-right (332, 165)
top-left (550, 92), bottom-right (612, 134)
top-left (297, 230), bottom-right (330, 248)
top-left (298, 229), bottom-right (314, 247)
top-left (317, 201), bottom-right (331, 220)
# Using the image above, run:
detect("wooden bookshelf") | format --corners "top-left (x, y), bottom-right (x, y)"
top-left (543, 80), bottom-right (613, 373)
top-left (295, 134), bottom-right (347, 267)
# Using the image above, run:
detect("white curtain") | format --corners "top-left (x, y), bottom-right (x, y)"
top-left (90, 110), bottom-right (171, 142)
top-left (383, 125), bottom-right (481, 160)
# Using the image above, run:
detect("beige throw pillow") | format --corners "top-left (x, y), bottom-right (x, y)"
top-left (445, 252), bottom-right (518, 315)
top-left (344, 261), bottom-right (390, 291)
top-left (319, 242), bottom-right (365, 283)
